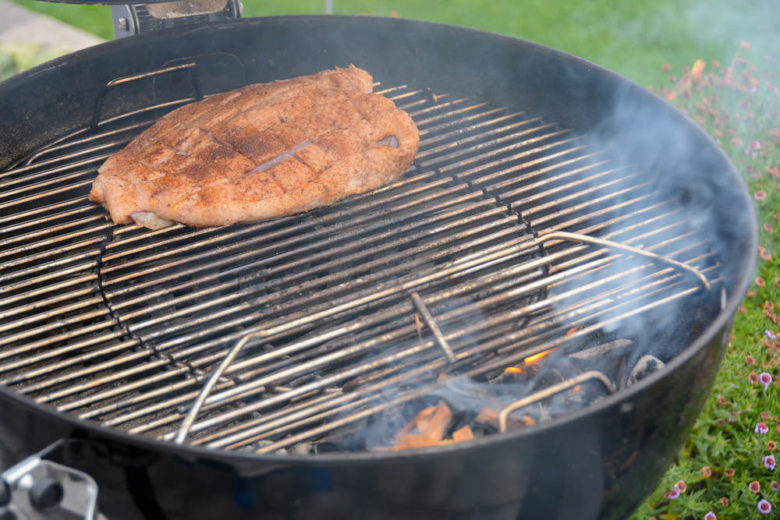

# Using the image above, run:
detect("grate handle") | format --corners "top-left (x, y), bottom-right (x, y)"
top-left (91, 62), bottom-right (201, 129)
top-left (498, 370), bottom-right (615, 433)
top-left (535, 231), bottom-right (711, 290)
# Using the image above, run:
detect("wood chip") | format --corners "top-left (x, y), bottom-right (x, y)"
top-left (397, 406), bottom-right (436, 438)
top-left (451, 426), bottom-right (474, 442)
top-left (396, 401), bottom-right (452, 441)
top-left (416, 401), bottom-right (452, 440)
top-left (396, 434), bottom-right (441, 450)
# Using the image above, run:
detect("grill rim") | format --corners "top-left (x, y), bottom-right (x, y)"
top-left (0, 15), bottom-right (757, 465)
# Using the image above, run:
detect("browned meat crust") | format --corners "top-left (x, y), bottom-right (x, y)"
top-left (89, 65), bottom-right (419, 228)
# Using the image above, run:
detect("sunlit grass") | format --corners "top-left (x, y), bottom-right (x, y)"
top-left (9, 0), bottom-right (777, 87)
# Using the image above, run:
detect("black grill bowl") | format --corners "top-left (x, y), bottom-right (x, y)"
top-left (0, 16), bottom-right (756, 520)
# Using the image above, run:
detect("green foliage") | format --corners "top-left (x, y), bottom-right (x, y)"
top-left (631, 46), bottom-right (780, 520)
top-left (0, 42), bottom-right (71, 81)
top-left (9, 0), bottom-right (777, 87)
top-left (11, 0), bottom-right (113, 40)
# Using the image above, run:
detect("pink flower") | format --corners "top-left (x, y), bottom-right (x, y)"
top-left (704, 513), bottom-right (716, 520)
top-left (758, 499), bottom-right (772, 514)
top-left (665, 487), bottom-right (680, 500)
top-left (766, 330), bottom-right (777, 340)
top-left (757, 421), bottom-right (770, 434)
top-left (765, 454), bottom-right (777, 470)
top-left (772, 481), bottom-right (779, 491)
top-left (756, 190), bottom-right (767, 201)
top-left (748, 141), bottom-right (763, 157)
top-left (760, 372), bottom-right (773, 390)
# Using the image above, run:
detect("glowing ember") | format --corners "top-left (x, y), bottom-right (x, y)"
top-left (502, 348), bottom-right (556, 375)
top-left (525, 349), bottom-right (554, 365)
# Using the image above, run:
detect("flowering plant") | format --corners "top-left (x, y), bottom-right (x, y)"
top-left (633, 44), bottom-right (779, 520)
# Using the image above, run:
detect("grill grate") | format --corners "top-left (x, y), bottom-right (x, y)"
top-left (0, 69), bottom-right (720, 453)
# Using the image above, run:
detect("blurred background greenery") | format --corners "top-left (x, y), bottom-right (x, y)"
top-left (9, 0), bottom-right (778, 87)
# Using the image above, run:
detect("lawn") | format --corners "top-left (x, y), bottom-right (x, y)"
top-left (9, 0), bottom-right (777, 87)
top-left (630, 47), bottom-right (780, 520)
top-left (4, 1), bottom-right (780, 518)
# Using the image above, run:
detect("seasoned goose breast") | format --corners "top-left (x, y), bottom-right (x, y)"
top-left (89, 65), bottom-right (419, 229)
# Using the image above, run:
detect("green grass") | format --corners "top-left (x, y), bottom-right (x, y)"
top-left (10, 0), bottom-right (778, 87)
top-left (11, 0), bottom-right (113, 40)
top-left (629, 47), bottom-right (780, 520)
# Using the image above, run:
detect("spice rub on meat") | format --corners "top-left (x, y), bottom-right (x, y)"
top-left (89, 65), bottom-right (419, 229)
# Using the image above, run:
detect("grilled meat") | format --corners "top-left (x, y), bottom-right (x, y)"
top-left (89, 65), bottom-right (419, 229)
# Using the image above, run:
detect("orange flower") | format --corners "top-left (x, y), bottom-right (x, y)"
top-left (691, 59), bottom-right (706, 80)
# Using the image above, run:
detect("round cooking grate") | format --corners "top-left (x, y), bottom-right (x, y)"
top-left (0, 77), bottom-right (714, 453)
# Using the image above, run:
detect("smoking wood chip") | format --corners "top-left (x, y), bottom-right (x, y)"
top-left (397, 405), bottom-right (437, 438)
top-left (416, 401), bottom-right (453, 440)
top-left (394, 401), bottom-right (454, 450)
top-left (395, 434), bottom-right (442, 450)
top-left (396, 401), bottom-right (453, 441)
top-left (388, 403), bottom-right (481, 450)
top-left (451, 425), bottom-right (474, 442)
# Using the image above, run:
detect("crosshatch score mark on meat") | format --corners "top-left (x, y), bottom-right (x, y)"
top-left (89, 65), bottom-right (420, 229)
